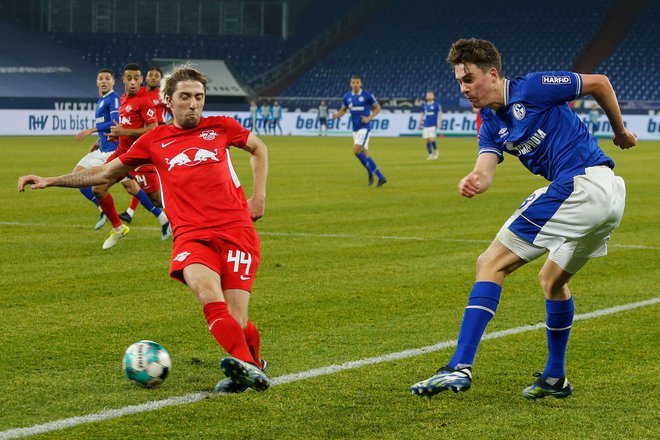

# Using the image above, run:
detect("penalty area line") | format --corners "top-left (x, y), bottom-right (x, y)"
top-left (1, 296), bottom-right (659, 439)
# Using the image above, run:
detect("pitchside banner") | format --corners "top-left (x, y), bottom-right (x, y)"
top-left (1, 110), bottom-right (659, 140)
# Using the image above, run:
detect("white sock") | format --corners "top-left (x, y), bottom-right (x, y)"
top-left (157, 212), bottom-right (168, 225)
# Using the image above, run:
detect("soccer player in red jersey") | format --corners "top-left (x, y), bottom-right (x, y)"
top-left (97, 63), bottom-right (171, 249)
top-left (19, 64), bottom-right (271, 393)
top-left (119, 66), bottom-right (172, 224)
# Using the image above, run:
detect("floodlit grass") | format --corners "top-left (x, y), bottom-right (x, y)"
top-left (0, 135), bottom-right (658, 439)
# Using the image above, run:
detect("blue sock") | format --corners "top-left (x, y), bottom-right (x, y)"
top-left (449, 281), bottom-right (502, 368)
top-left (355, 152), bottom-right (369, 170)
top-left (80, 187), bottom-right (99, 208)
top-left (431, 141), bottom-right (437, 151)
top-left (543, 297), bottom-right (574, 379)
top-left (426, 142), bottom-right (433, 154)
top-left (135, 189), bottom-right (162, 217)
top-left (367, 157), bottom-right (385, 180)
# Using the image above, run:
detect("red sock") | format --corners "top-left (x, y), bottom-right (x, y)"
top-left (129, 196), bottom-right (139, 211)
top-left (244, 321), bottom-right (262, 369)
top-left (98, 193), bottom-right (122, 228)
top-left (203, 302), bottom-right (255, 364)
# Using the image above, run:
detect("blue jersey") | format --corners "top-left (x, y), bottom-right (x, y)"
top-left (342, 89), bottom-right (377, 131)
top-left (96, 91), bottom-right (120, 152)
top-left (479, 71), bottom-right (614, 183)
top-left (422, 101), bottom-right (441, 127)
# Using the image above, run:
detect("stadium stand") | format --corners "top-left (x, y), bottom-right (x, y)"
top-left (595, 0), bottom-right (660, 101)
top-left (0, 17), bottom-right (99, 98)
top-left (1, 0), bottom-right (658, 106)
top-left (281, 0), bottom-right (616, 104)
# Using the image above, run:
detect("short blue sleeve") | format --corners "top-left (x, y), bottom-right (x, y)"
top-left (522, 72), bottom-right (582, 106)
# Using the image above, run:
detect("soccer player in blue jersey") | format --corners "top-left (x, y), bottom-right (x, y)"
top-left (332, 76), bottom-right (387, 186)
top-left (410, 38), bottom-right (636, 400)
top-left (74, 68), bottom-right (120, 229)
top-left (416, 90), bottom-right (443, 160)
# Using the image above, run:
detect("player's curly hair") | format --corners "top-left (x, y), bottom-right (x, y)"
top-left (160, 64), bottom-right (208, 103)
top-left (447, 38), bottom-right (503, 76)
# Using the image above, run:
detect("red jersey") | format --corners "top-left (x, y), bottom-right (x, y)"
top-left (117, 87), bottom-right (157, 154)
top-left (141, 86), bottom-right (170, 125)
top-left (119, 116), bottom-right (253, 236)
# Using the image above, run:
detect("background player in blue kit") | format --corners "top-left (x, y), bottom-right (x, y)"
top-left (74, 68), bottom-right (120, 229)
top-left (410, 38), bottom-right (637, 399)
top-left (332, 75), bottom-right (387, 186)
top-left (417, 90), bottom-right (443, 160)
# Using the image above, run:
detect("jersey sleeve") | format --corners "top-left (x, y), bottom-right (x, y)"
top-left (523, 72), bottom-right (583, 106)
top-left (220, 117), bottom-right (250, 148)
top-left (342, 93), bottom-right (350, 109)
top-left (140, 98), bottom-right (158, 126)
top-left (367, 92), bottom-right (377, 106)
top-left (477, 115), bottom-right (504, 163)
top-left (96, 96), bottom-right (120, 132)
top-left (118, 132), bottom-right (152, 167)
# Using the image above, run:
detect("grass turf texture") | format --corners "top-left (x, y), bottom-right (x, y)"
top-left (0, 135), bottom-right (658, 439)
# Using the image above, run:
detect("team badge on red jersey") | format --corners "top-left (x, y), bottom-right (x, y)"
top-left (200, 130), bottom-right (218, 140)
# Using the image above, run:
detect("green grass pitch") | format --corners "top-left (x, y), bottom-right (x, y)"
top-left (0, 135), bottom-right (658, 439)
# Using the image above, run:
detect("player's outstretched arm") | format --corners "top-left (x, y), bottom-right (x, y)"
top-left (581, 74), bottom-right (637, 150)
top-left (75, 127), bottom-right (97, 141)
top-left (18, 158), bottom-right (133, 192)
top-left (243, 133), bottom-right (269, 222)
top-left (459, 153), bottom-right (498, 198)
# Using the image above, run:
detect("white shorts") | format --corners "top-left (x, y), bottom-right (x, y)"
top-left (76, 149), bottom-right (114, 169)
top-left (496, 166), bottom-right (626, 274)
top-left (422, 126), bottom-right (437, 139)
top-left (352, 128), bottom-right (371, 150)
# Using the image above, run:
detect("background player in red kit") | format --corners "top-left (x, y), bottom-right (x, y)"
top-left (97, 63), bottom-right (171, 249)
top-left (19, 64), bottom-right (270, 393)
top-left (119, 66), bottom-right (172, 224)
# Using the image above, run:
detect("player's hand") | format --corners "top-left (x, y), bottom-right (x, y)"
top-left (104, 132), bottom-right (118, 143)
top-left (613, 129), bottom-right (637, 150)
top-left (109, 121), bottom-right (126, 137)
top-left (361, 116), bottom-right (371, 124)
top-left (75, 128), bottom-right (92, 141)
top-left (247, 197), bottom-right (265, 222)
top-left (459, 173), bottom-right (481, 198)
top-left (18, 175), bottom-right (48, 192)
top-left (89, 141), bottom-right (100, 153)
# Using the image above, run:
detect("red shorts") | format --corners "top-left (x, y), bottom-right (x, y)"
top-left (130, 165), bottom-right (161, 194)
top-left (170, 227), bottom-right (261, 292)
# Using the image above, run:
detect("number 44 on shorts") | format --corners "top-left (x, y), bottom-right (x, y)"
top-left (227, 250), bottom-right (252, 278)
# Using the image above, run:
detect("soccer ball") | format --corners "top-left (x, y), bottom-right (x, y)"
top-left (122, 340), bottom-right (171, 388)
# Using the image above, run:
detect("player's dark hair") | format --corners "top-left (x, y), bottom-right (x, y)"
top-left (123, 63), bottom-right (142, 74)
top-left (351, 75), bottom-right (362, 81)
top-left (161, 64), bottom-right (208, 101)
top-left (148, 66), bottom-right (163, 76)
top-left (447, 38), bottom-right (503, 76)
top-left (97, 68), bottom-right (114, 77)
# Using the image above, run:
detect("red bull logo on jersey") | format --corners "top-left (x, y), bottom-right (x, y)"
top-left (199, 130), bottom-right (218, 140)
top-left (165, 147), bottom-right (219, 171)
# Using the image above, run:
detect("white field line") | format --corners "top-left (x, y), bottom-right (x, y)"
top-left (1, 221), bottom-right (658, 250)
top-left (1, 296), bottom-right (658, 440)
